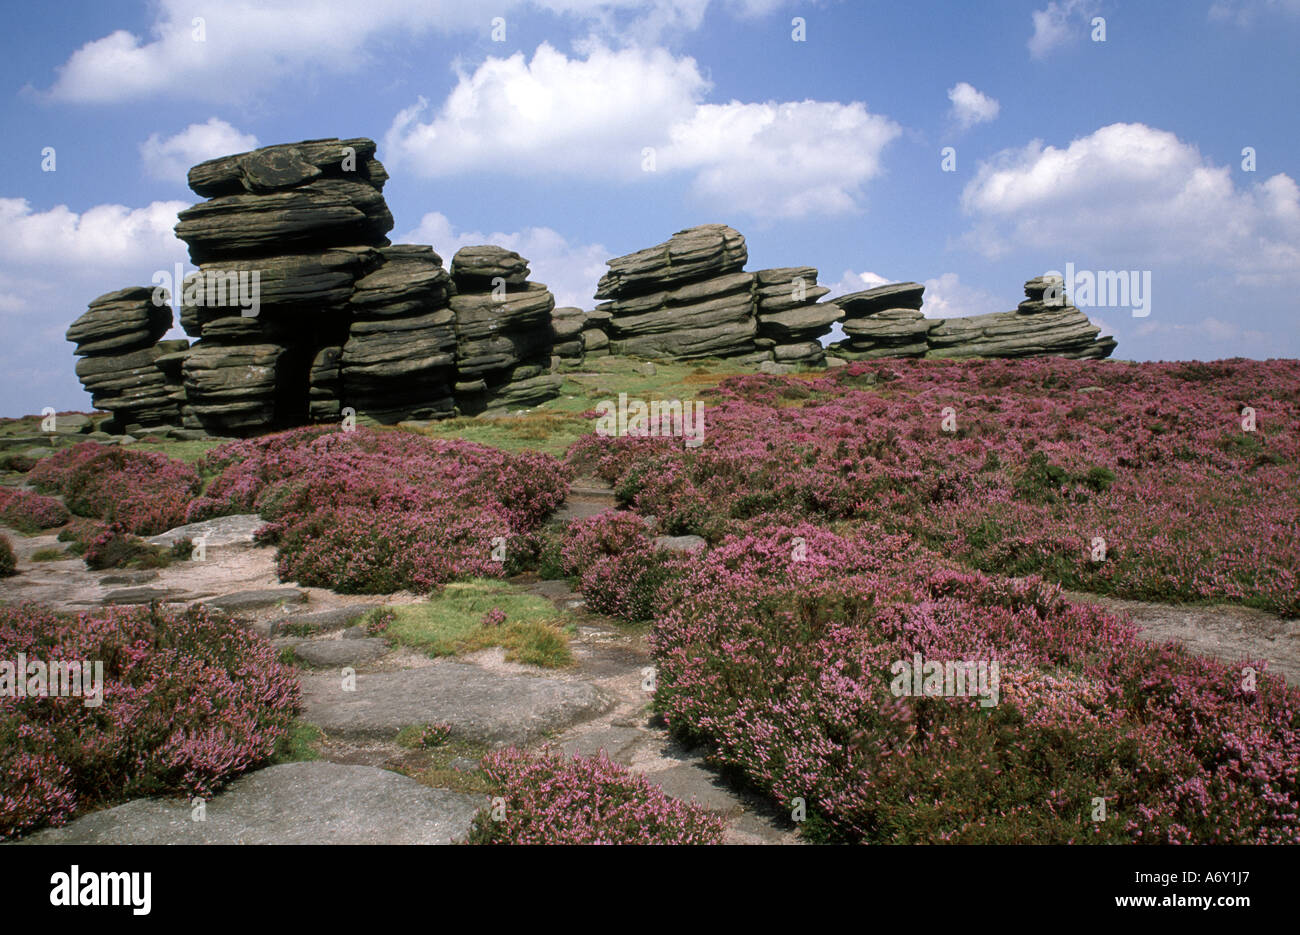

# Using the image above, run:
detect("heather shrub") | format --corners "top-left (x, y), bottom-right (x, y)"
top-left (567, 357), bottom-right (1300, 614)
top-left (29, 442), bottom-right (200, 535)
top-left (0, 454), bottom-right (37, 473)
top-left (55, 517), bottom-right (103, 556)
top-left (648, 525), bottom-right (1300, 844)
top-left (467, 749), bottom-right (725, 845)
top-left (188, 427), bottom-right (570, 593)
top-left (562, 512), bottom-right (690, 620)
top-left (0, 534), bottom-right (15, 577)
top-left (0, 488), bottom-right (69, 533)
top-left (0, 603), bottom-right (300, 839)
top-left (82, 523), bottom-right (169, 571)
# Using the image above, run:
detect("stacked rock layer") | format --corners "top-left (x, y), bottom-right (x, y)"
top-left (753, 267), bottom-right (842, 365)
top-left (449, 246), bottom-right (562, 415)
top-left (65, 139), bottom-right (1119, 437)
top-left (926, 276), bottom-right (1118, 359)
top-left (65, 288), bottom-right (181, 433)
top-left (174, 137), bottom-right (394, 433)
top-left (829, 277), bottom-right (1116, 361)
top-left (593, 225), bottom-right (762, 360)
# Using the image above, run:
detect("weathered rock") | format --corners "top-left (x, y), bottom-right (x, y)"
top-left (271, 604), bottom-right (380, 636)
top-left (299, 661), bottom-right (611, 746)
top-left (24, 762), bottom-right (478, 845)
top-left (146, 514), bottom-right (266, 549)
top-left (830, 281), bottom-right (926, 317)
top-left (175, 179), bottom-right (394, 264)
top-left (293, 637), bottom-right (389, 667)
top-left (595, 224), bottom-right (747, 299)
top-left (203, 588), bottom-right (306, 614)
top-left (652, 534), bottom-right (707, 553)
top-left (188, 138), bottom-right (387, 197)
top-left (100, 587), bottom-right (187, 605)
top-left (67, 288), bottom-right (172, 356)
top-left (450, 245), bottom-right (530, 288)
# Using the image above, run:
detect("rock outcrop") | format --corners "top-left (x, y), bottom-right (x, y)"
top-left (829, 277), bottom-right (1116, 361)
top-left (66, 288), bottom-right (181, 433)
top-left (174, 137), bottom-right (393, 434)
top-left (830, 282), bottom-right (929, 360)
top-left (66, 139), bottom-right (1118, 437)
top-left (589, 225), bottom-right (843, 363)
top-left (593, 225), bottom-right (759, 359)
top-left (926, 276), bottom-right (1118, 359)
top-left (752, 267), bottom-right (842, 366)
top-left (341, 244), bottom-right (456, 423)
top-left (449, 246), bottom-right (562, 415)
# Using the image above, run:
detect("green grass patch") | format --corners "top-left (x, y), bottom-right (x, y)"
top-left (271, 721), bottom-right (323, 763)
top-left (30, 547), bottom-right (69, 562)
top-left (381, 579), bottom-right (574, 668)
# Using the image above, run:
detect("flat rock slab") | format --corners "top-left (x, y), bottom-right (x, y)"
top-left (203, 588), bottom-right (306, 614)
top-left (101, 586), bottom-right (187, 605)
top-left (147, 514), bottom-right (265, 548)
top-left (559, 726), bottom-right (645, 765)
top-left (99, 570), bottom-right (159, 586)
top-left (23, 762), bottom-right (481, 845)
top-left (294, 637), bottom-right (389, 668)
top-left (300, 661), bottom-right (612, 746)
top-left (271, 603), bottom-right (379, 636)
top-left (645, 762), bottom-right (744, 813)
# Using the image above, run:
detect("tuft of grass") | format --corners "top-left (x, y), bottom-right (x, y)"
top-left (383, 579), bottom-right (574, 668)
top-left (30, 547), bottom-right (69, 562)
top-left (271, 722), bottom-right (323, 764)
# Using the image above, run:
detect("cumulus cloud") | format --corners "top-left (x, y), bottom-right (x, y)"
top-left (946, 82), bottom-right (999, 130)
top-left (140, 118), bottom-right (258, 184)
top-left (1028, 0), bottom-right (1099, 59)
top-left (0, 198), bottom-right (188, 269)
top-left (400, 211), bottom-right (608, 309)
top-left (0, 199), bottom-right (191, 415)
top-left (42, 0), bottom-right (786, 102)
top-left (386, 44), bottom-right (900, 220)
top-left (959, 122), bottom-right (1300, 286)
top-left (828, 269), bottom-right (891, 298)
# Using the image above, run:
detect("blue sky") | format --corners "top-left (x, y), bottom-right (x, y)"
top-left (2, 0), bottom-right (1298, 416)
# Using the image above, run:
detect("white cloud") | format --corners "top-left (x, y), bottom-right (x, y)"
top-left (42, 0), bottom-right (787, 102)
top-left (140, 119), bottom-right (258, 184)
top-left (946, 82), bottom-right (999, 130)
top-left (386, 44), bottom-right (706, 180)
top-left (828, 269), bottom-right (891, 298)
top-left (959, 122), bottom-right (1300, 286)
top-left (921, 272), bottom-right (1001, 319)
top-left (1209, 0), bottom-right (1300, 26)
top-left (386, 44), bottom-right (901, 220)
top-left (0, 200), bottom-right (191, 416)
top-left (400, 211), bottom-right (608, 309)
top-left (0, 198), bottom-right (188, 269)
top-left (1028, 0), bottom-right (1098, 59)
